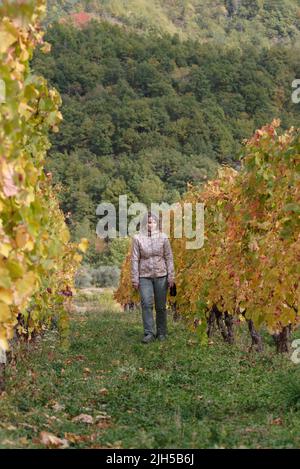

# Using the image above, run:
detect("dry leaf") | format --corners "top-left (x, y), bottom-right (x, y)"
top-left (100, 388), bottom-right (108, 395)
top-left (72, 414), bottom-right (94, 424)
top-left (75, 355), bottom-right (86, 361)
top-left (1, 439), bottom-right (15, 446)
top-left (51, 402), bottom-right (65, 412)
top-left (19, 423), bottom-right (37, 431)
top-left (95, 412), bottom-right (111, 422)
top-left (39, 431), bottom-right (69, 449)
top-left (2, 424), bottom-right (17, 431)
top-left (244, 427), bottom-right (256, 433)
top-left (271, 417), bottom-right (283, 426)
top-left (106, 440), bottom-right (123, 449)
top-left (49, 416), bottom-right (62, 422)
top-left (187, 339), bottom-right (197, 346)
top-left (97, 420), bottom-right (112, 429)
top-left (64, 432), bottom-right (88, 444)
top-left (18, 437), bottom-right (29, 445)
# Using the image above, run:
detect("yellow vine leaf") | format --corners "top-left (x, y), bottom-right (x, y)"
top-left (78, 238), bottom-right (89, 253)
top-left (0, 288), bottom-right (13, 305)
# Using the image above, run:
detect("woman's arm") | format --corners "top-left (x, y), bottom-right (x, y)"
top-left (131, 235), bottom-right (140, 287)
top-left (163, 236), bottom-right (175, 284)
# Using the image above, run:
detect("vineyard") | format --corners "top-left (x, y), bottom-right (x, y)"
top-left (0, 0), bottom-right (88, 388)
top-left (1, 0), bottom-right (300, 451)
top-left (115, 120), bottom-right (300, 353)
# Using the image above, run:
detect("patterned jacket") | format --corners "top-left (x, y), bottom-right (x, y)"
top-left (131, 229), bottom-right (175, 285)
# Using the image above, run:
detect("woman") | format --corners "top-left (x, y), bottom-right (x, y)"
top-left (131, 210), bottom-right (175, 343)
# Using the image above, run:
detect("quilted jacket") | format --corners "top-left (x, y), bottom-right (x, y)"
top-left (130, 215), bottom-right (175, 285)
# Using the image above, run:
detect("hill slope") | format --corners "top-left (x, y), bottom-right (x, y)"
top-left (31, 20), bottom-right (300, 251)
top-left (45, 0), bottom-right (300, 47)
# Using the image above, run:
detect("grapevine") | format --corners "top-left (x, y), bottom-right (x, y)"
top-left (0, 0), bottom-right (88, 362)
top-left (115, 121), bottom-right (300, 351)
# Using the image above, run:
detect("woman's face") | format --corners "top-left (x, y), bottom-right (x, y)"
top-left (147, 216), bottom-right (158, 232)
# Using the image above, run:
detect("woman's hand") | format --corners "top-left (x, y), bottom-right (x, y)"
top-left (132, 282), bottom-right (139, 290)
top-left (168, 279), bottom-right (174, 288)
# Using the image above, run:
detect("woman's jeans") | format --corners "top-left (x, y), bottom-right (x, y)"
top-left (139, 275), bottom-right (168, 337)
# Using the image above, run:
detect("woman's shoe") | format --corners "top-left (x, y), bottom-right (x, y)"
top-left (157, 335), bottom-right (166, 341)
top-left (141, 334), bottom-right (155, 344)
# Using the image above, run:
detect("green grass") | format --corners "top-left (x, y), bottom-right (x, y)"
top-left (1, 295), bottom-right (300, 449)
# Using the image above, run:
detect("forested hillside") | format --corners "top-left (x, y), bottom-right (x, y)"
top-left (31, 18), bottom-right (300, 262)
top-left (45, 0), bottom-right (300, 48)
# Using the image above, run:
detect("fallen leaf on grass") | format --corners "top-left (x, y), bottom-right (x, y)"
top-left (64, 433), bottom-right (83, 444)
top-left (97, 420), bottom-right (112, 430)
top-left (120, 375), bottom-right (129, 381)
top-left (187, 339), bottom-right (197, 346)
top-left (72, 432), bottom-right (97, 443)
top-left (106, 440), bottom-right (123, 449)
top-left (19, 423), bottom-right (38, 431)
top-left (100, 388), bottom-right (108, 395)
top-left (75, 355), bottom-right (86, 361)
top-left (83, 367), bottom-right (91, 374)
top-left (28, 369), bottom-right (37, 380)
top-left (271, 418), bottom-right (283, 426)
top-left (1, 424), bottom-right (17, 431)
top-left (64, 432), bottom-right (90, 444)
top-left (48, 416), bottom-right (62, 423)
top-left (244, 427), bottom-right (257, 433)
top-left (72, 414), bottom-right (94, 424)
top-left (1, 439), bottom-right (15, 446)
top-left (39, 431), bottom-right (69, 449)
top-left (95, 412), bottom-right (111, 422)
top-left (51, 402), bottom-right (65, 412)
top-left (19, 437), bottom-right (29, 446)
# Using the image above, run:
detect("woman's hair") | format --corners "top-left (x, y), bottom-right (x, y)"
top-left (140, 210), bottom-right (161, 233)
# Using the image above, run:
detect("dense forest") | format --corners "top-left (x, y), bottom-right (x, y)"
top-left (31, 8), bottom-right (300, 270)
top-left (45, 0), bottom-right (300, 48)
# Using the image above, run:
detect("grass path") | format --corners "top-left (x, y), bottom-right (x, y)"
top-left (0, 290), bottom-right (300, 449)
